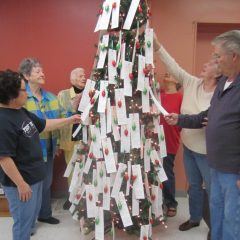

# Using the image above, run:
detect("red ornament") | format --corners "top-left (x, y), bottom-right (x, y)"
top-left (112, 60), bottom-right (116, 67)
top-left (151, 194), bottom-right (156, 201)
top-left (138, 5), bottom-right (142, 13)
top-left (76, 194), bottom-right (81, 200)
top-left (104, 186), bottom-right (108, 193)
top-left (89, 89), bottom-right (94, 98)
top-left (129, 73), bottom-right (133, 80)
top-left (124, 173), bottom-right (129, 181)
top-left (149, 218), bottom-right (154, 224)
top-left (136, 41), bottom-right (141, 49)
top-left (89, 152), bottom-right (93, 159)
top-left (131, 175), bottom-right (137, 182)
top-left (117, 100), bottom-right (122, 108)
top-left (99, 8), bottom-right (103, 15)
top-left (159, 183), bottom-right (163, 189)
top-left (147, 9), bottom-right (152, 16)
top-left (124, 129), bottom-right (128, 136)
top-left (143, 67), bottom-right (149, 75)
top-left (102, 90), bottom-right (106, 97)
top-left (90, 98), bottom-right (95, 105)
top-left (112, 2), bottom-right (117, 9)
top-left (89, 193), bottom-right (93, 201)
top-left (143, 236), bottom-right (148, 240)
top-left (104, 148), bottom-right (109, 155)
top-left (155, 159), bottom-right (160, 166)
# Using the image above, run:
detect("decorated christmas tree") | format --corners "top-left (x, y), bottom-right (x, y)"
top-left (64, 1), bottom-right (168, 239)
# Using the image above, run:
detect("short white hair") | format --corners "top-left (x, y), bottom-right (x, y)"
top-left (70, 68), bottom-right (84, 84)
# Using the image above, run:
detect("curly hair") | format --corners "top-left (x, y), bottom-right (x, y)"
top-left (0, 70), bottom-right (22, 104)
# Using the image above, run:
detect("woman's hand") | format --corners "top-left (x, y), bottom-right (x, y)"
top-left (17, 181), bottom-right (32, 202)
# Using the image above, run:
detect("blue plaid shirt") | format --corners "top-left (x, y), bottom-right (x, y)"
top-left (24, 83), bottom-right (65, 162)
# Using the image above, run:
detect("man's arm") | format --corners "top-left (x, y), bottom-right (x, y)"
top-left (165, 110), bottom-right (208, 129)
top-left (0, 157), bottom-right (32, 202)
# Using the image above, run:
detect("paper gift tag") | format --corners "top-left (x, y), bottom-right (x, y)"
top-left (98, 80), bottom-right (109, 113)
top-left (132, 188), bottom-right (139, 216)
top-left (150, 150), bottom-right (168, 182)
top-left (121, 60), bottom-right (133, 97)
top-left (106, 98), bottom-right (112, 134)
top-left (142, 78), bottom-right (150, 113)
top-left (158, 125), bottom-right (167, 158)
top-left (115, 192), bottom-right (133, 227)
top-left (78, 79), bottom-right (96, 112)
top-left (144, 139), bottom-right (151, 172)
top-left (137, 55), bottom-right (146, 91)
top-left (86, 184), bottom-right (97, 218)
top-left (95, 0), bottom-right (112, 32)
top-left (108, 49), bottom-right (118, 84)
top-left (64, 144), bottom-right (79, 178)
top-left (120, 119), bottom-right (131, 153)
top-left (72, 184), bottom-right (86, 205)
top-left (69, 162), bottom-right (81, 193)
top-left (125, 161), bottom-right (131, 196)
top-left (101, 137), bottom-right (117, 174)
top-left (84, 142), bottom-right (94, 174)
top-left (149, 87), bottom-right (169, 116)
top-left (140, 125), bottom-right (145, 159)
top-left (115, 88), bottom-right (128, 125)
top-left (100, 112), bottom-right (107, 138)
top-left (129, 113), bottom-right (141, 149)
top-left (97, 34), bottom-right (109, 68)
top-left (82, 125), bottom-right (88, 144)
top-left (140, 225), bottom-right (150, 240)
top-left (97, 161), bottom-right (106, 194)
top-left (110, 152), bottom-right (118, 187)
top-left (111, 163), bottom-right (127, 198)
top-left (132, 165), bottom-right (145, 199)
top-left (145, 28), bottom-right (154, 65)
top-left (111, 106), bottom-right (121, 141)
top-left (151, 184), bottom-right (160, 217)
top-left (102, 177), bottom-right (111, 211)
top-left (95, 207), bottom-right (104, 240)
top-left (90, 125), bottom-right (102, 159)
top-left (123, 0), bottom-right (140, 30)
top-left (111, 0), bottom-right (120, 29)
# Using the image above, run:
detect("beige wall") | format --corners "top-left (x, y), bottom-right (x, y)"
top-left (150, 0), bottom-right (240, 191)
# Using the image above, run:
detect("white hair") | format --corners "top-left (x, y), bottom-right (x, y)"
top-left (70, 68), bottom-right (84, 84)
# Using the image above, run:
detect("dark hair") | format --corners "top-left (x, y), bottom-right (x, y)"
top-left (19, 58), bottom-right (42, 77)
top-left (0, 70), bottom-right (22, 104)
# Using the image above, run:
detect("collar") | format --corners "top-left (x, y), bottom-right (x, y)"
top-left (26, 83), bottom-right (50, 101)
top-left (70, 87), bottom-right (77, 99)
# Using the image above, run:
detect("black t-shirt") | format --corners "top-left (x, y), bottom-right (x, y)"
top-left (0, 107), bottom-right (46, 186)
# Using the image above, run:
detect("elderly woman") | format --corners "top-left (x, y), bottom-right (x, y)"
top-left (0, 70), bottom-right (81, 240)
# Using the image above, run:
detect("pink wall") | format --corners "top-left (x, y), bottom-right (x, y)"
top-left (0, 0), bottom-right (239, 192)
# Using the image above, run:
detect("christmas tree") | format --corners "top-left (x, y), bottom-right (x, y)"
top-left (64, 1), bottom-right (168, 239)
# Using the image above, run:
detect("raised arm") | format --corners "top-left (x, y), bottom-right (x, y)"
top-left (153, 32), bottom-right (200, 86)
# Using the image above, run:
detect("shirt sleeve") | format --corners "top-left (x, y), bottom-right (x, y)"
top-left (23, 108), bottom-right (46, 133)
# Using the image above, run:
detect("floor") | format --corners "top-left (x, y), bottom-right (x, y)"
top-left (0, 197), bottom-right (209, 240)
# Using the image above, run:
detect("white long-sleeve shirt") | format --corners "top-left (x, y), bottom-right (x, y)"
top-left (157, 46), bottom-right (214, 154)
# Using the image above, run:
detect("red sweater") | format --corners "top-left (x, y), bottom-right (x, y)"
top-left (160, 91), bottom-right (183, 154)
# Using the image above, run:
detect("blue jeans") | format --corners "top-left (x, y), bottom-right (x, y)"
top-left (183, 145), bottom-right (210, 222)
top-left (3, 181), bottom-right (43, 240)
top-left (38, 154), bottom-right (54, 219)
top-left (210, 168), bottom-right (240, 240)
top-left (163, 154), bottom-right (178, 208)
